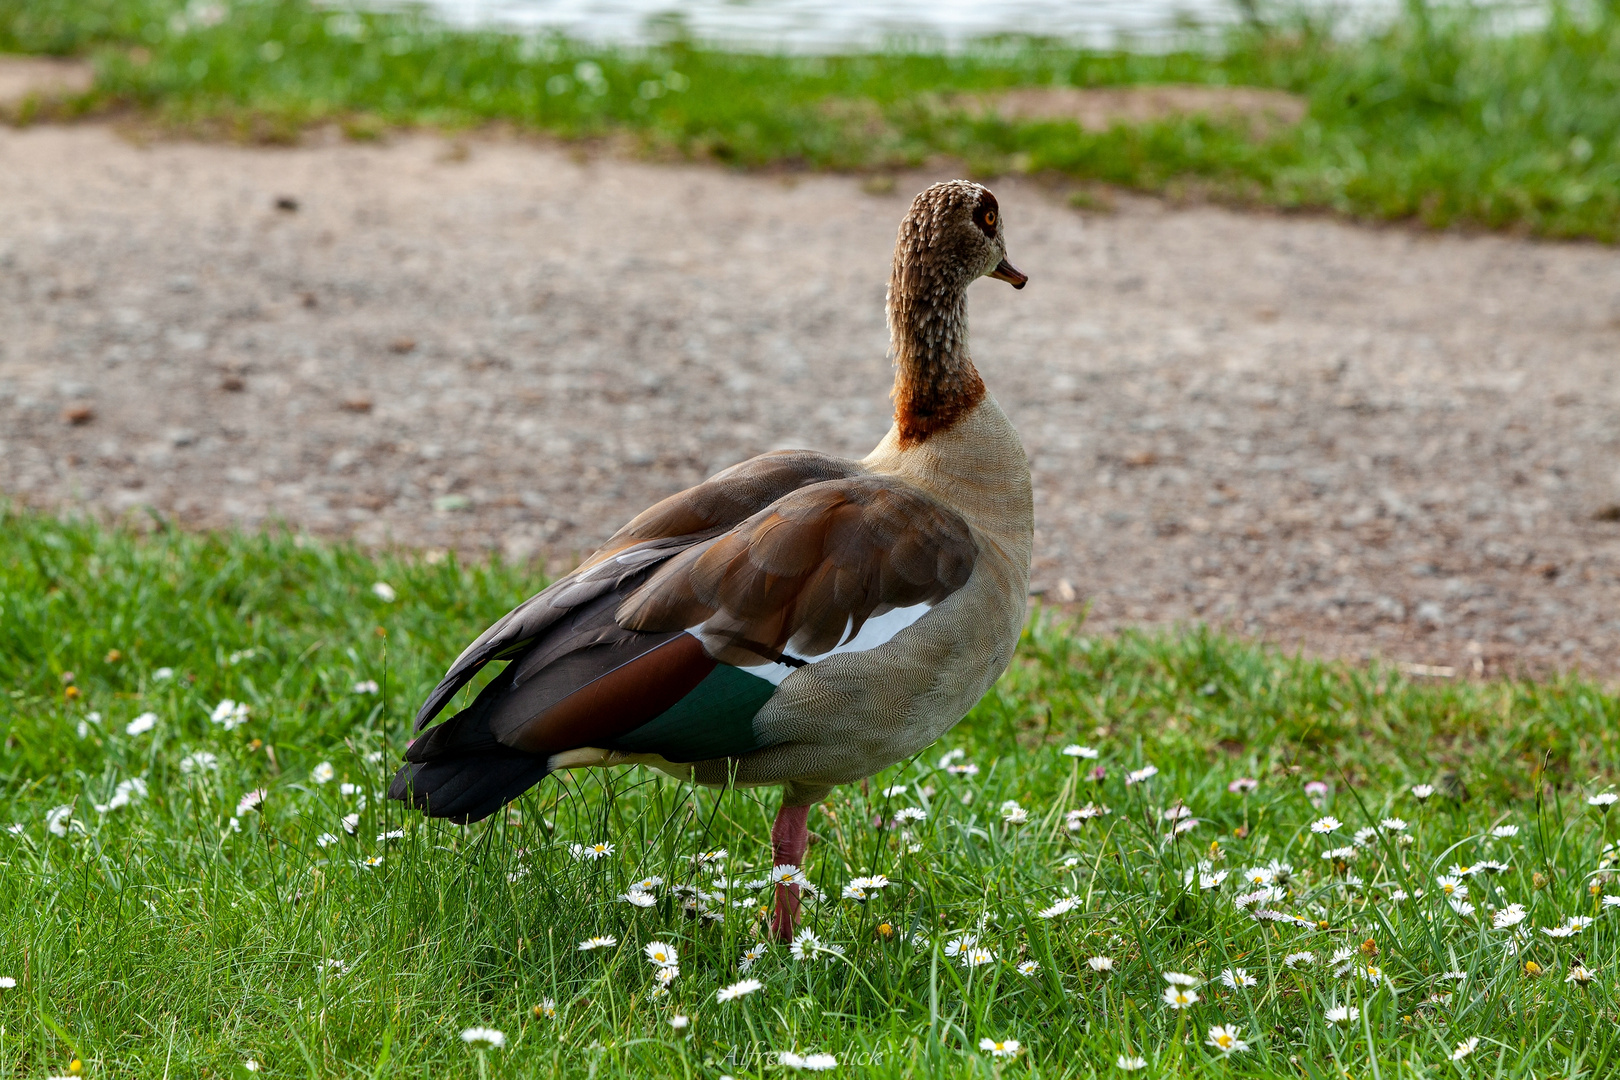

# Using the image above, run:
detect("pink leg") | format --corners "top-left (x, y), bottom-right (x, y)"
top-left (769, 803), bottom-right (811, 942)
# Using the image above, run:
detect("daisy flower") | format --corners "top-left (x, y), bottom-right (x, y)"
top-left (210, 699), bottom-right (250, 730)
top-left (668, 1014), bottom-right (689, 1030)
top-left (570, 841), bottom-right (614, 860)
top-left (883, 785), bottom-right (908, 797)
top-left (1062, 745), bottom-right (1100, 759)
top-left (236, 789), bottom-right (266, 815)
top-left (371, 582), bottom-right (397, 601)
top-left (533, 998), bottom-right (557, 1018)
top-left (459, 1027), bottom-right (505, 1048)
top-left (978, 1038), bottom-right (1021, 1058)
top-left (1088, 956), bottom-right (1115, 972)
top-left (894, 807), bottom-right (927, 823)
top-left (125, 712), bottom-right (157, 736)
top-left (578, 935), bottom-right (617, 951)
top-left (1218, 968), bottom-right (1257, 988)
top-left (1309, 816), bottom-right (1342, 834)
top-left (1411, 784), bottom-right (1435, 800)
top-left (739, 942), bottom-right (768, 971)
top-left (1117, 1056), bottom-right (1148, 1071)
top-left (1038, 895), bottom-right (1081, 919)
top-left (1591, 793), bottom-right (1620, 809)
top-left (1451, 1037), bottom-right (1479, 1061)
top-left (1016, 960), bottom-right (1040, 976)
top-left (770, 864), bottom-right (809, 887)
top-left (1567, 965), bottom-right (1596, 984)
top-left (1205, 1024), bottom-right (1249, 1055)
top-left (1228, 777), bottom-right (1259, 794)
top-left (943, 935), bottom-right (976, 957)
top-left (310, 761), bottom-right (334, 784)
top-left (1162, 986), bottom-right (1200, 1009)
top-left (1490, 824), bottom-right (1519, 838)
top-left (179, 751), bottom-right (219, 773)
top-left (1324, 1005), bottom-right (1359, 1025)
top-left (961, 947), bottom-right (995, 968)
top-left (1436, 875), bottom-right (1467, 898)
top-left (778, 1051), bottom-right (837, 1071)
top-left (1493, 904), bottom-right (1527, 930)
top-left (621, 887), bottom-right (657, 908)
top-left (1126, 765), bottom-right (1158, 785)
top-left (1163, 971), bottom-right (1201, 986)
top-left (352, 679), bottom-right (380, 694)
top-left (999, 800), bottom-right (1029, 824)
top-left (716, 978), bottom-right (763, 1002)
top-left (1283, 952), bottom-right (1315, 969)
top-left (644, 941), bottom-right (678, 968)
top-left (1380, 818), bottom-right (1408, 831)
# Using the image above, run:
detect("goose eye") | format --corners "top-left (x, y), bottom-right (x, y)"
top-left (984, 210), bottom-right (996, 226)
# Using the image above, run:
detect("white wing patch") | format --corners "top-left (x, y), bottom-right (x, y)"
top-left (693, 602), bottom-right (936, 686)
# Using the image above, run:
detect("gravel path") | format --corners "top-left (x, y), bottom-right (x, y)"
top-left (6, 124), bottom-right (1620, 677)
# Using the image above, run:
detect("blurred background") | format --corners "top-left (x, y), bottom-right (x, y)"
top-left (3, 0), bottom-right (1619, 677)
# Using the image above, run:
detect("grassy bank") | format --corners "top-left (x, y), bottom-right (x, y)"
top-left (5, 0), bottom-right (1620, 240)
top-left (3, 505), bottom-right (1620, 1075)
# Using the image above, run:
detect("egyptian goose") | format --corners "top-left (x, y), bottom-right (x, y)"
top-left (389, 180), bottom-right (1032, 940)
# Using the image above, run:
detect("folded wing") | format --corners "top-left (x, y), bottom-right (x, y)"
top-left (390, 451), bottom-right (978, 822)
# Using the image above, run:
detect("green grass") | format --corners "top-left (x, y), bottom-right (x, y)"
top-left (7, 0), bottom-right (1620, 239)
top-left (5, 503), bottom-right (1620, 1076)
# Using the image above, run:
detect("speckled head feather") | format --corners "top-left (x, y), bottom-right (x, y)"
top-left (887, 180), bottom-right (1024, 447)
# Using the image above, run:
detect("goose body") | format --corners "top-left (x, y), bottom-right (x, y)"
top-left (390, 180), bottom-right (1032, 937)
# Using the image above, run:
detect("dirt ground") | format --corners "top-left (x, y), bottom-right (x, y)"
top-left (5, 123), bottom-right (1620, 678)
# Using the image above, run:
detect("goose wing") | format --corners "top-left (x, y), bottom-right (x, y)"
top-left (391, 453), bottom-right (977, 822)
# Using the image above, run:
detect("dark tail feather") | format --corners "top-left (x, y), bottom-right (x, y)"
top-left (388, 690), bottom-right (550, 824)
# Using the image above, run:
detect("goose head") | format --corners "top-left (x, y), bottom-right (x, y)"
top-left (890, 180), bottom-right (1028, 299)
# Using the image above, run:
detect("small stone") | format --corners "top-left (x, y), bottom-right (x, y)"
top-left (340, 396), bottom-right (373, 414)
top-left (388, 337), bottom-right (417, 354)
top-left (62, 401), bottom-right (94, 425)
top-left (274, 196), bottom-right (299, 212)
top-left (220, 374), bottom-right (246, 392)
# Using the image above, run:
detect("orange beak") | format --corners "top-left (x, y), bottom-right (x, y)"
top-left (989, 257), bottom-right (1028, 289)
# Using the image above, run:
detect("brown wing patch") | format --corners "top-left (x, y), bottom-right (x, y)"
top-left (617, 476), bottom-right (978, 666)
top-left (583, 450), bottom-right (866, 569)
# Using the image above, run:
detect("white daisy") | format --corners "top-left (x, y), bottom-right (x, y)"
top-left (1310, 816), bottom-right (1342, 834)
top-left (1161, 986), bottom-right (1199, 1009)
top-left (577, 935), bottom-right (617, 951)
top-left (716, 978), bottom-right (763, 1002)
top-left (310, 761), bottom-right (335, 784)
top-left (459, 1027), bottom-right (505, 1048)
top-left (1283, 952), bottom-right (1315, 969)
top-left (352, 679), bottom-right (380, 694)
top-left (1324, 1005), bottom-right (1359, 1025)
top-left (1062, 745), bottom-right (1100, 759)
top-left (1089, 956), bottom-right (1115, 972)
top-left (1038, 895), bottom-right (1081, 919)
top-left (371, 582), bottom-right (397, 602)
top-left (961, 947), bottom-right (994, 968)
top-left (125, 712), bottom-right (157, 736)
top-left (770, 864), bottom-right (809, 887)
top-left (999, 800), bottom-right (1029, 824)
top-left (570, 841), bottom-right (614, 860)
top-left (978, 1038), bottom-right (1021, 1058)
top-left (644, 941), bottom-right (678, 968)
top-left (1205, 1024), bottom-right (1249, 1055)
top-left (1116, 1055), bottom-right (1148, 1071)
top-left (1451, 1037), bottom-right (1478, 1061)
top-left (894, 807), bottom-right (927, 823)
top-left (1126, 765), bottom-right (1158, 785)
top-left (778, 1051), bottom-right (837, 1071)
top-left (1163, 971), bottom-right (1201, 986)
top-left (1218, 968), bottom-right (1257, 988)
top-left (1016, 960), bottom-right (1040, 976)
top-left (1411, 784), bottom-right (1435, 800)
